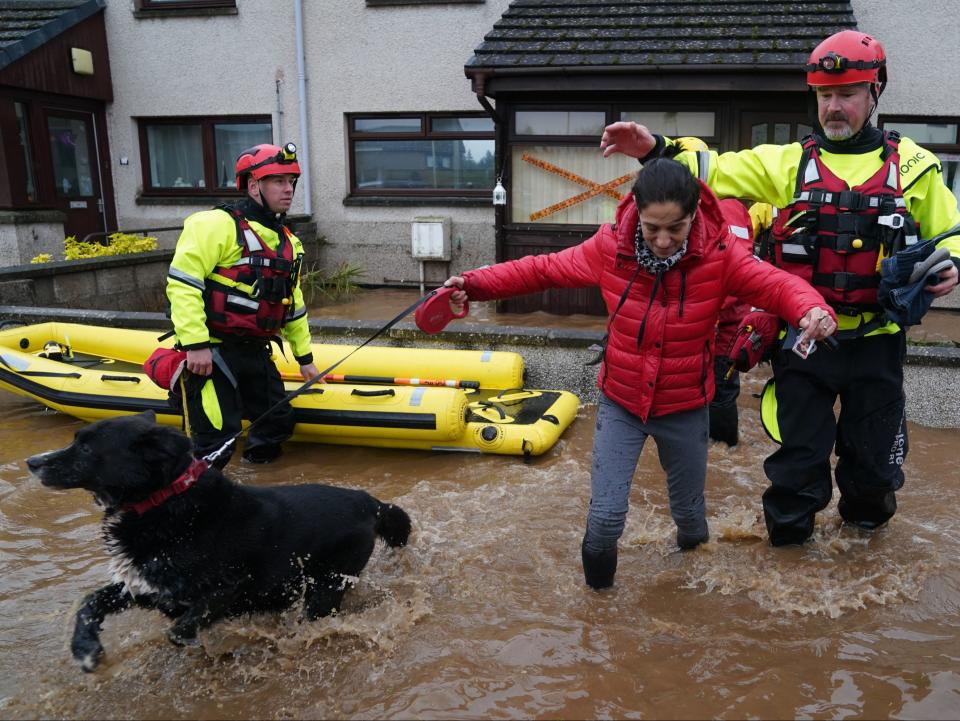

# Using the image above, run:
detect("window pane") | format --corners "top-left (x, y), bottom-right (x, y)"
top-left (797, 123), bottom-right (813, 140)
top-left (146, 124), bottom-right (204, 189)
top-left (48, 116), bottom-right (94, 197)
top-left (511, 144), bottom-right (638, 225)
top-left (214, 122), bottom-right (272, 188)
top-left (751, 123), bottom-right (767, 147)
top-left (940, 153), bottom-right (960, 203)
top-left (515, 111), bottom-right (607, 136)
top-left (355, 117), bottom-right (422, 133)
top-left (774, 123), bottom-right (791, 145)
top-left (15, 102), bottom-right (36, 202)
top-left (620, 110), bottom-right (716, 137)
top-left (142, 1), bottom-right (235, 6)
top-left (884, 122), bottom-right (957, 145)
top-left (354, 138), bottom-right (494, 190)
top-left (432, 116), bottom-right (494, 133)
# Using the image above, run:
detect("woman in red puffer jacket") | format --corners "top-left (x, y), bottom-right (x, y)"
top-left (444, 157), bottom-right (836, 590)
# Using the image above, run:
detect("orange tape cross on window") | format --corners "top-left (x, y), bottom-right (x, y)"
top-left (522, 153), bottom-right (635, 222)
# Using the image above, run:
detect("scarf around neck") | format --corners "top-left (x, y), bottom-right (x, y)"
top-left (635, 223), bottom-right (688, 274)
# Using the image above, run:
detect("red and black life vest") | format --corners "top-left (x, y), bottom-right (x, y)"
top-left (770, 132), bottom-right (919, 314)
top-left (203, 206), bottom-right (300, 338)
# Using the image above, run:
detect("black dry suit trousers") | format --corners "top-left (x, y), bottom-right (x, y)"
top-left (762, 331), bottom-right (907, 546)
top-left (183, 339), bottom-right (295, 466)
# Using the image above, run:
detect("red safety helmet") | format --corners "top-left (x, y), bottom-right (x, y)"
top-left (235, 143), bottom-right (301, 190)
top-left (805, 30), bottom-right (887, 99)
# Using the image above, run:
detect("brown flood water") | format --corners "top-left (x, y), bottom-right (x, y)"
top-left (1, 293), bottom-right (959, 720)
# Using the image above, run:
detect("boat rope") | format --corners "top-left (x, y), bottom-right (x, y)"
top-left (201, 289), bottom-right (442, 466)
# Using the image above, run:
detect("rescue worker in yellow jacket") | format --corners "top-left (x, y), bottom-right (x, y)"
top-left (167, 143), bottom-right (319, 465)
top-left (600, 29), bottom-right (960, 546)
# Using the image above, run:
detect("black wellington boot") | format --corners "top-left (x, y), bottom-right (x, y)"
top-left (242, 443), bottom-right (282, 464)
top-left (708, 402), bottom-right (739, 447)
top-left (581, 539), bottom-right (617, 590)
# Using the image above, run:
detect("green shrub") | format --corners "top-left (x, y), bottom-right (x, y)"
top-left (299, 261), bottom-right (365, 304)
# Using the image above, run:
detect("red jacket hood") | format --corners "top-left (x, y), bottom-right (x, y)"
top-left (612, 179), bottom-right (726, 259)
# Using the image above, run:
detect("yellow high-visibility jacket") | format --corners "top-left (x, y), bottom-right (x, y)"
top-left (166, 208), bottom-right (313, 362)
top-left (666, 135), bottom-right (960, 334)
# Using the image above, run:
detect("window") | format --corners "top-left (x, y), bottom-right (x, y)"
top-left (511, 144), bottom-right (638, 225)
top-left (137, 0), bottom-right (235, 9)
top-left (138, 117), bottom-right (272, 196)
top-left (880, 117), bottom-right (960, 202)
top-left (515, 111), bottom-right (607, 136)
top-left (620, 110), bottom-right (720, 146)
top-left (49, 115), bottom-right (94, 197)
top-left (347, 113), bottom-right (495, 197)
top-left (508, 107), bottom-right (721, 226)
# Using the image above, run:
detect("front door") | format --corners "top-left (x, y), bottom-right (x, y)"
top-left (43, 108), bottom-right (107, 240)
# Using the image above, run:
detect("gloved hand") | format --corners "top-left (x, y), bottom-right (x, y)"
top-left (727, 311), bottom-right (781, 373)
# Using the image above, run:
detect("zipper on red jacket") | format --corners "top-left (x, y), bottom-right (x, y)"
top-left (679, 271), bottom-right (686, 318)
top-left (699, 339), bottom-right (710, 402)
top-left (636, 271), bottom-right (663, 348)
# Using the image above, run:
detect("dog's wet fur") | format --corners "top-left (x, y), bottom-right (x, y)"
top-left (27, 411), bottom-right (411, 672)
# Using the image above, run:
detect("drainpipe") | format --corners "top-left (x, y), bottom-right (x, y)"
top-left (471, 72), bottom-right (507, 270)
top-left (294, 0), bottom-right (312, 216)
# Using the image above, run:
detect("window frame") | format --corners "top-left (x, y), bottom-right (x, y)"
top-left (346, 111), bottom-right (496, 199)
top-left (878, 115), bottom-right (960, 152)
top-left (879, 115), bottom-right (960, 203)
top-left (137, 0), bottom-right (236, 10)
top-left (137, 115), bottom-right (272, 198)
top-left (366, 1), bottom-right (484, 6)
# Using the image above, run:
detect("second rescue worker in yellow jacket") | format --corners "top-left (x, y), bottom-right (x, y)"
top-left (600, 29), bottom-right (960, 547)
top-left (167, 143), bottom-right (319, 466)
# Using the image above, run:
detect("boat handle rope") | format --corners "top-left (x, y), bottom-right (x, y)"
top-left (18, 370), bottom-right (82, 379)
top-left (350, 388), bottom-right (396, 397)
top-left (202, 288), bottom-right (443, 467)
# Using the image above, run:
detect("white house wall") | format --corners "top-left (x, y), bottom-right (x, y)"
top-left (308, 0), bottom-right (511, 285)
top-left (103, 1), bottom-right (302, 243)
top-left (852, 0), bottom-right (960, 116)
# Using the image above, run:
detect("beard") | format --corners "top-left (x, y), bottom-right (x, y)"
top-left (821, 112), bottom-right (855, 141)
top-left (823, 124), bottom-right (854, 141)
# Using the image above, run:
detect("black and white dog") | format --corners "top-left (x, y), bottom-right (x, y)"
top-left (27, 411), bottom-right (411, 672)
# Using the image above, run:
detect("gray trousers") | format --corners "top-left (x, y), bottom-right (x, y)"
top-left (583, 393), bottom-right (709, 553)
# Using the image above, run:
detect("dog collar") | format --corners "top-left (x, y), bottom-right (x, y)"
top-left (120, 459), bottom-right (208, 516)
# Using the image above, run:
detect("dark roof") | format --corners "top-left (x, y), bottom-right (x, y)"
top-left (0, 0), bottom-right (104, 71)
top-left (466, 0), bottom-right (857, 71)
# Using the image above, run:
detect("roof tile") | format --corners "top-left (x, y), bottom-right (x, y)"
top-left (468, 0), bottom-right (856, 69)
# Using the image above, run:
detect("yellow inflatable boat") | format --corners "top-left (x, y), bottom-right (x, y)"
top-left (0, 322), bottom-right (579, 457)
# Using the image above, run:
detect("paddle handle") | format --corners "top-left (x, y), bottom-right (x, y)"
top-left (281, 372), bottom-right (480, 389)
